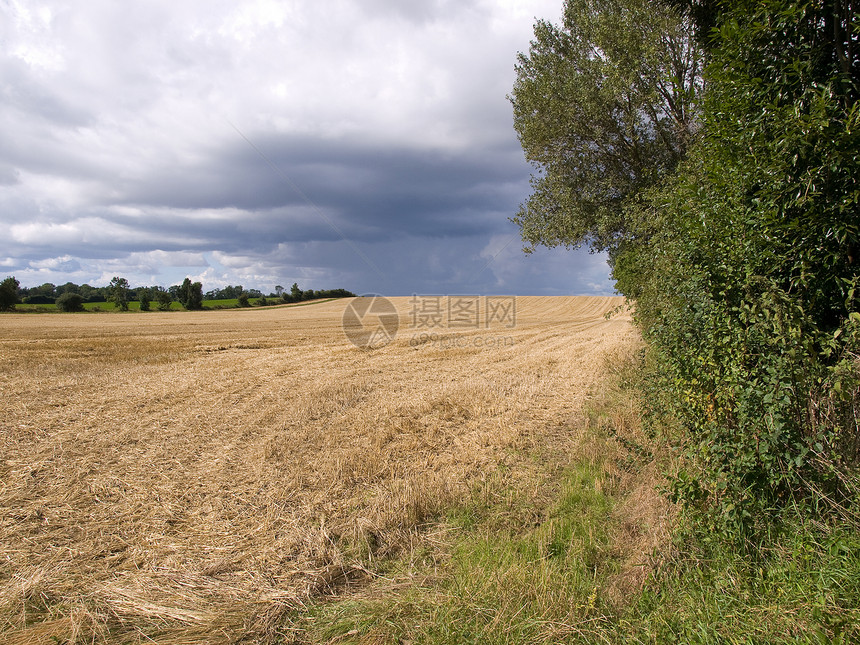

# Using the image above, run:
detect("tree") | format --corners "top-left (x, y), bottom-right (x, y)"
top-left (238, 292), bottom-right (251, 307)
top-left (22, 295), bottom-right (55, 305)
top-left (79, 284), bottom-right (101, 302)
top-left (153, 287), bottom-right (173, 311)
top-left (178, 278), bottom-right (203, 310)
top-left (188, 282), bottom-right (203, 310)
top-left (290, 282), bottom-right (302, 301)
top-left (33, 282), bottom-right (56, 298)
top-left (204, 285), bottom-right (243, 300)
top-left (0, 276), bottom-right (20, 311)
top-left (510, 0), bottom-right (702, 256)
top-left (108, 277), bottom-right (130, 311)
top-left (56, 292), bottom-right (85, 312)
top-left (138, 288), bottom-right (151, 312)
top-left (57, 282), bottom-right (80, 296)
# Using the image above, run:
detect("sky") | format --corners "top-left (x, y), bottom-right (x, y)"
top-left (0, 0), bottom-right (615, 296)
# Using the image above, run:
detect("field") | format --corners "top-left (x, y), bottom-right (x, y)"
top-left (0, 296), bottom-right (638, 643)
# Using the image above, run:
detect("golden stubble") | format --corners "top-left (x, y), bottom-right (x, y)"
top-left (0, 296), bottom-right (634, 643)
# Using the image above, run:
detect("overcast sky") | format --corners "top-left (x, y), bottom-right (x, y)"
top-left (1, 0), bottom-right (614, 295)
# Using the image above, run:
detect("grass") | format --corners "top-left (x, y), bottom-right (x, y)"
top-left (302, 462), bottom-right (620, 644)
top-left (285, 344), bottom-right (860, 645)
top-left (610, 512), bottom-right (860, 643)
top-left (289, 343), bottom-right (672, 645)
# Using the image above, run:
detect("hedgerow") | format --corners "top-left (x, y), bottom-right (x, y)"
top-left (617, 0), bottom-right (860, 538)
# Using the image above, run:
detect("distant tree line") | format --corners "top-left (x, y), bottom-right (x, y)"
top-left (0, 276), bottom-right (355, 312)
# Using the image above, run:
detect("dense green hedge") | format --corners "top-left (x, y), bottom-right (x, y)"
top-left (616, 0), bottom-right (860, 537)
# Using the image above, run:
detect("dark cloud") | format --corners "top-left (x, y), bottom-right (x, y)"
top-left (113, 133), bottom-right (528, 243)
top-left (0, 0), bottom-right (610, 295)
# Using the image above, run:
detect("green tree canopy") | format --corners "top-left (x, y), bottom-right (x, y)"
top-left (0, 276), bottom-right (20, 311)
top-left (153, 287), bottom-right (173, 311)
top-left (108, 277), bottom-right (130, 311)
top-left (56, 292), bottom-right (85, 312)
top-left (178, 278), bottom-right (203, 310)
top-left (510, 0), bottom-right (702, 255)
top-left (290, 282), bottom-right (302, 301)
top-left (138, 288), bottom-right (151, 312)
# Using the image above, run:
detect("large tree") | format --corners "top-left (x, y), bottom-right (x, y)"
top-left (108, 276), bottom-right (130, 311)
top-left (153, 287), bottom-right (173, 311)
top-left (138, 288), bottom-right (151, 312)
top-left (56, 292), bottom-right (85, 312)
top-left (178, 278), bottom-right (203, 310)
top-left (0, 276), bottom-right (20, 311)
top-left (510, 0), bottom-right (702, 256)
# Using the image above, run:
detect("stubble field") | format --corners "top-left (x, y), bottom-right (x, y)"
top-left (0, 296), bottom-right (635, 643)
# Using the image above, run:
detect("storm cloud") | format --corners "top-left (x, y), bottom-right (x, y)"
top-left (0, 0), bottom-right (614, 295)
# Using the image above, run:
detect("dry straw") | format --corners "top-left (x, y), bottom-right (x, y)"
top-left (0, 296), bottom-right (633, 643)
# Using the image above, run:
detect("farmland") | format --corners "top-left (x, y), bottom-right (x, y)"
top-left (0, 296), bottom-right (638, 643)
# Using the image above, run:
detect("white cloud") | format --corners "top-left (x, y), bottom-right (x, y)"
top-left (125, 250), bottom-right (209, 268)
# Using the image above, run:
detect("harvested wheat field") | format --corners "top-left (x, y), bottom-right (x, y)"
top-left (0, 296), bottom-right (634, 643)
